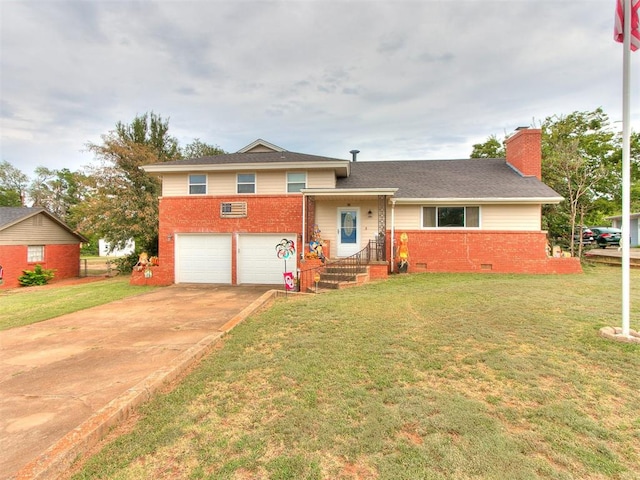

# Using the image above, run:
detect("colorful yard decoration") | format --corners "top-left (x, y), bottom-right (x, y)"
top-left (276, 238), bottom-right (296, 292)
top-left (397, 232), bottom-right (409, 273)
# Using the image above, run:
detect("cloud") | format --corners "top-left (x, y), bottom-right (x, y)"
top-left (1, 0), bottom-right (637, 177)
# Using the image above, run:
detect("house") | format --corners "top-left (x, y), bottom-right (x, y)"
top-left (138, 128), bottom-right (581, 288)
top-left (0, 207), bottom-right (88, 289)
top-left (98, 238), bottom-right (135, 257)
top-left (606, 213), bottom-right (640, 247)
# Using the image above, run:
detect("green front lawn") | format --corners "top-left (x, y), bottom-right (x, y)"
top-left (70, 265), bottom-right (640, 479)
top-left (0, 277), bottom-right (157, 331)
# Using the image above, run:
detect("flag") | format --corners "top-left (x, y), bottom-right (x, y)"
top-left (615, 0), bottom-right (640, 51)
top-left (283, 271), bottom-right (295, 291)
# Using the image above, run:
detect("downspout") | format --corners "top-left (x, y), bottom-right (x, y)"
top-left (390, 199), bottom-right (396, 273)
top-left (301, 194), bottom-right (306, 262)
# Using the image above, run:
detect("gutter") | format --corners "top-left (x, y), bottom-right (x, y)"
top-left (390, 199), bottom-right (396, 273)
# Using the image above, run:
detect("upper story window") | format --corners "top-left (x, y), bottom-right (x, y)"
top-left (287, 172), bottom-right (306, 193)
top-left (188, 174), bottom-right (207, 195)
top-left (237, 173), bottom-right (256, 194)
top-left (28, 245), bottom-right (44, 262)
top-left (422, 206), bottom-right (480, 228)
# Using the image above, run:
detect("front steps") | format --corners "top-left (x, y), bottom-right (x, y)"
top-left (308, 264), bottom-right (370, 291)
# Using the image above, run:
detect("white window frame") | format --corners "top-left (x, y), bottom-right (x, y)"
top-left (286, 172), bottom-right (307, 193)
top-left (188, 174), bottom-right (207, 195)
top-left (237, 173), bottom-right (256, 194)
top-left (422, 206), bottom-right (481, 229)
top-left (27, 245), bottom-right (45, 263)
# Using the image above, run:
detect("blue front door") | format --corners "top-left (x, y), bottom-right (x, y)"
top-left (337, 208), bottom-right (359, 257)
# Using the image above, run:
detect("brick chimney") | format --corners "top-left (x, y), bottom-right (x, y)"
top-left (505, 127), bottom-right (541, 180)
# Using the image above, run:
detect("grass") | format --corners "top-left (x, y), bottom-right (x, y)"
top-left (0, 276), bottom-right (157, 330)
top-left (63, 265), bottom-right (639, 479)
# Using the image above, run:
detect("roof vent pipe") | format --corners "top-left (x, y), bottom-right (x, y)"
top-left (350, 149), bottom-right (360, 162)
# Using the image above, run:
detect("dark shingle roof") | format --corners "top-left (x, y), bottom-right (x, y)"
top-left (0, 207), bottom-right (45, 229)
top-left (154, 151), bottom-right (346, 166)
top-left (337, 158), bottom-right (560, 200)
top-left (0, 207), bottom-right (88, 241)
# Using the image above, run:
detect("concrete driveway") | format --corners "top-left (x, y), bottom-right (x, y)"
top-left (0, 284), bottom-right (277, 480)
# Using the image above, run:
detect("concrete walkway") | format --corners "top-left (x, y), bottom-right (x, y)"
top-left (0, 284), bottom-right (278, 480)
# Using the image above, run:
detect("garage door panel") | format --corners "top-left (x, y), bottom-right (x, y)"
top-left (176, 234), bottom-right (231, 284)
top-left (238, 234), bottom-right (296, 285)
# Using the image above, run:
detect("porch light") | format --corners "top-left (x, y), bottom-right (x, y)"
top-left (167, 234), bottom-right (173, 241)
top-left (368, 210), bottom-right (373, 218)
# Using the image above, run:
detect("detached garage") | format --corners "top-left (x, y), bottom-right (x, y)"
top-left (175, 234), bottom-right (232, 284)
top-left (237, 234), bottom-right (297, 285)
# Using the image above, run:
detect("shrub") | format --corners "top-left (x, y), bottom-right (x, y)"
top-left (19, 264), bottom-right (56, 287)
top-left (113, 251), bottom-right (140, 274)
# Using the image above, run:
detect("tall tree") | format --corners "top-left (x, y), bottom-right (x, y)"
top-left (470, 134), bottom-right (506, 158)
top-left (540, 108), bottom-right (618, 254)
top-left (0, 160), bottom-right (29, 206)
top-left (181, 138), bottom-right (226, 158)
top-left (28, 167), bottom-right (90, 226)
top-left (115, 112), bottom-right (180, 162)
top-left (77, 113), bottom-right (181, 255)
top-left (472, 108), bottom-right (622, 252)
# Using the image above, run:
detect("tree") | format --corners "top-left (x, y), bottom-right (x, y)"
top-left (115, 112), bottom-right (180, 162)
top-left (181, 138), bottom-right (226, 158)
top-left (472, 108), bottom-right (623, 254)
top-left (0, 160), bottom-right (28, 206)
top-left (77, 113), bottom-right (181, 256)
top-left (540, 108), bottom-right (618, 255)
top-left (28, 167), bottom-right (90, 226)
top-left (470, 134), bottom-right (506, 158)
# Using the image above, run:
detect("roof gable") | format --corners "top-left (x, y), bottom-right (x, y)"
top-left (237, 139), bottom-right (286, 153)
top-left (0, 207), bottom-right (88, 242)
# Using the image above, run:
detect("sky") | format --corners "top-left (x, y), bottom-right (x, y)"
top-left (1, 0), bottom-right (639, 179)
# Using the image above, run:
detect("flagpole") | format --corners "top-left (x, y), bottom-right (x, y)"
top-left (621, 0), bottom-right (632, 338)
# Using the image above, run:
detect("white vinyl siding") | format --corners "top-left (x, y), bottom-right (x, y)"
top-left (160, 169), bottom-right (338, 196)
top-left (209, 172), bottom-right (237, 195)
top-left (255, 171), bottom-right (283, 194)
top-left (481, 204), bottom-right (541, 230)
top-left (392, 205), bottom-right (422, 230)
top-left (0, 214), bottom-right (81, 245)
top-left (307, 170), bottom-right (336, 188)
top-left (392, 204), bottom-right (541, 231)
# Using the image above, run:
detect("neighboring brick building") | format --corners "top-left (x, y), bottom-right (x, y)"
top-left (140, 129), bottom-right (581, 288)
top-left (0, 207), bottom-right (87, 289)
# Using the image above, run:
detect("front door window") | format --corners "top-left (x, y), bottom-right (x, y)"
top-left (337, 208), bottom-right (359, 257)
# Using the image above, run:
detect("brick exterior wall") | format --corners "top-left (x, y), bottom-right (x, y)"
top-left (505, 128), bottom-right (542, 180)
top-left (387, 231), bottom-right (582, 274)
top-left (143, 195), bottom-right (305, 286)
top-left (0, 244), bottom-right (82, 289)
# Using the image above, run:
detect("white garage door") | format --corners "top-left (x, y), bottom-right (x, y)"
top-left (175, 234), bottom-right (232, 284)
top-left (238, 234), bottom-right (297, 285)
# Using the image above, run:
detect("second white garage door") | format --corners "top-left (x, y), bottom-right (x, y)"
top-left (237, 234), bottom-right (297, 285)
top-left (175, 234), bottom-right (232, 284)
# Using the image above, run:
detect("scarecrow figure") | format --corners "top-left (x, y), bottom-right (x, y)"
top-left (309, 224), bottom-right (326, 263)
top-left (397, 232), bottom-right (409, 273)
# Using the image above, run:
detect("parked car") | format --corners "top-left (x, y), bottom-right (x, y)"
top-left (590, 227), bottom-right (622, 248)
top-left (573, 227), bottom-right (594, 245)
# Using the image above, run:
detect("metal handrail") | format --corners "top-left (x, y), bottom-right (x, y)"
top-left (298, 239), bottom-right (385, 292)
